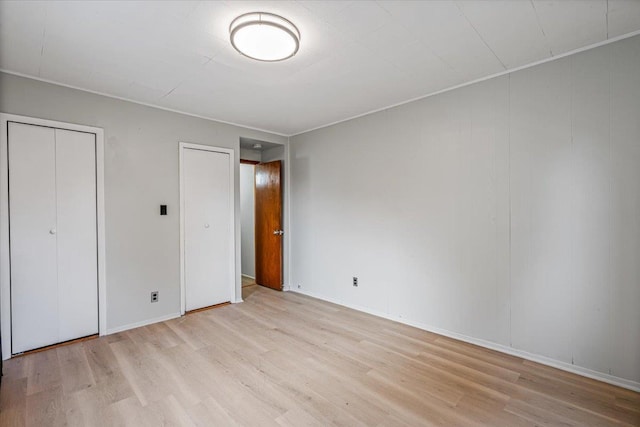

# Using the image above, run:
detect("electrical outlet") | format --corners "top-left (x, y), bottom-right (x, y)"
top-left (151, 291), bottom-right (159, 303)
top-left (353, 277), bottom-right (358, 287)
top-left (297, 284), bottom-right (301, 289)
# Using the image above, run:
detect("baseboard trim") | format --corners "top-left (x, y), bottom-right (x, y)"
top-left (106, 312), bottom-right (181, 335)
top-left (290, 288), bottom-right (640, 392)
top-left (241, 274), bottom-right (255, 279)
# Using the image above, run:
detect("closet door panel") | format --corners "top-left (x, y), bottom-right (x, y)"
top-left (8, 123), bottom-right (59, 353)
top-left (184, 148), bottom-right (232, 311)
top-left (55, 129), bottom-right (98, 341)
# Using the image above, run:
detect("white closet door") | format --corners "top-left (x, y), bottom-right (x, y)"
top-left (184, 148), bottom-right (232, 311)
top-left (55, 129), bottom-right (98, 342)
top-left (9, 123), bottom-right (59, 353)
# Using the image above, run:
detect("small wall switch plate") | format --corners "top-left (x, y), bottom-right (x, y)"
top-left (160, 205), bottom-right (167, 215)
top-left (151, 291), bottom-right (159, 303)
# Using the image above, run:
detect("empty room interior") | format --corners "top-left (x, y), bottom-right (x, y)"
top-left (0, 0), bottom-right (639, 425)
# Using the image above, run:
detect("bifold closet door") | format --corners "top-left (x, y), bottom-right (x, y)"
top-left (55, 129), bottom-right (98, 343)
top-left (183, 148), bottom-right (232, 311)
top-left (8, 123), bottom-right (59, 353)
top-left (9, 123), bottom-right (98, 354)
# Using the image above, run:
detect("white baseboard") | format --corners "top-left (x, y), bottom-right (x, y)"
top-left (290, 288), bottom-right (640, 392)
top-left (106, 312), bottom-right (181, 335)
top-left (241, 274), bottom-right (255, 279)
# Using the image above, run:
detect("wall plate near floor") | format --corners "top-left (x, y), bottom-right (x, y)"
top-left (151, 291), bottom-right (159, 303)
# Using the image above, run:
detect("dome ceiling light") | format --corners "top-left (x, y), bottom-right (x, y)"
top-left (229, 12), bottom-right (300, 62)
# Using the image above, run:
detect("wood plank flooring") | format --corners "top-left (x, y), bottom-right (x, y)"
top-left (1, 286), bottom-right (638, 426)
top-left (241, 275), bottom-right (256, 288)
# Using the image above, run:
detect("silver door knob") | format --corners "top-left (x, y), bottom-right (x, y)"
top-left (204, 223), bottom-right (210, 228)
top-left (49, 228), bottom-right (56, 235)
top-left (273, 230), bottom-right (284, 235)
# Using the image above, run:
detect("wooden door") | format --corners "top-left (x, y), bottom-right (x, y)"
top-left (255, 160), bottom-right (282, 290)
top-left (183, 148), bottom-right (233, 311)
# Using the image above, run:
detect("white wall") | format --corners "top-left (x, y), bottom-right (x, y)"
top-left (289, 35), bottom-right (640, 388)
top-left (240, 163), bottom-right (256, 278)
top-left (0, 72), bottom-right (286, 332)
top-left (240, 148), bottom-right (261, 162)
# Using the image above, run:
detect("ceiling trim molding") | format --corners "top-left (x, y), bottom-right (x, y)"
top-left (290, 29), bottom-right (640, 137)
top-left (0, 69), bottom-right (289, 138)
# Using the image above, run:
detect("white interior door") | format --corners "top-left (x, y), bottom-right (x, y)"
top-left (8, 123), bottom-right (98, 354)
top-left (55, 129), bottom-right (98, 342)
top-left (9, 123), bottom-right (59, 353)
top-left (184, 148), bottom-right (232, 311)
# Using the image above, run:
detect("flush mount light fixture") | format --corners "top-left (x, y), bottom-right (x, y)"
top-left (229, 12), bottom-right (300, 62)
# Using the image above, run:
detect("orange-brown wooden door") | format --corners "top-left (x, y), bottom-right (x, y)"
top-left (255, 160), bottom-right (282, 290)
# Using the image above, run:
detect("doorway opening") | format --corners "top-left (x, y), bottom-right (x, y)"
top-left (239, 137), bottom-right (285, 300)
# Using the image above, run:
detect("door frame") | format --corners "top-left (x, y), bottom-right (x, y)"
top-left (179, 142), bottom-right (236, 315)
top-left (0, 113), bottom-right (107, 360)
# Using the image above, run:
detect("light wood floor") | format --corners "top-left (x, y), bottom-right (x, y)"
top-left (1, 286), bottom-right (638, 426)
top-left (241, 275), bottom-right (256, 288)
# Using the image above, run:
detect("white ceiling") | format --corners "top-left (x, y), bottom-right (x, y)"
top-left (1, 1), bottom-right (640, 136)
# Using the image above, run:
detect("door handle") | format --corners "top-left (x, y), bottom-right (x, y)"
top-left (49, 228), bottom-right (56, 235)
top-left (273, 230), bottom-right (284, 236)
top-left (204, 223), bottom-right (210, 229)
